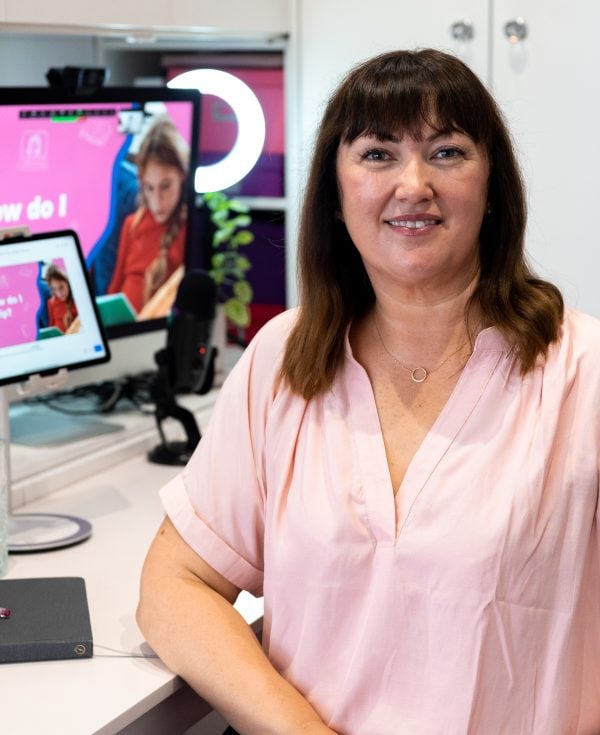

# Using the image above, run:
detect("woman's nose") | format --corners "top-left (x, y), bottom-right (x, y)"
top-left (393, 158), bottom-right (433, 202)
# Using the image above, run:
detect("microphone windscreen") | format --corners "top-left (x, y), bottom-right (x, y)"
top-left (174, 269), bottom-right (217, 318)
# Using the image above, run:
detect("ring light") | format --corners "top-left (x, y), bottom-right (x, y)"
top-left (168, 69), bottom-right (266, 193)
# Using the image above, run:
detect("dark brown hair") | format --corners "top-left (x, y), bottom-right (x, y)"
top-left (281, 48), bottom-right (563, 399)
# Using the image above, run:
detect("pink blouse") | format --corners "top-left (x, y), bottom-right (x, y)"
top-left (161, 307), bottom-right (600, 734)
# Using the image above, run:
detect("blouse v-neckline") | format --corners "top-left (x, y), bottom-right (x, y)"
top-left (344, 326), bottom-right (508, 545)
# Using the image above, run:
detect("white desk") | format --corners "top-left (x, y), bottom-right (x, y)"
top-left (2, 389), bottom-right (264, 734)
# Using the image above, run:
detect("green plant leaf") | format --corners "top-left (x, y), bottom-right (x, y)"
top-left (232, 230), bottom-right (255, 247)
top-left (211, 208), bottom-right (230, 224)
top-left (209, 269), bottom-right (225, 285)
top-left (230, 214), bottom-right (252, 228)
top-left (213, 226), bottom-right (235, 246)
top-left (203, 191), bottom-right (225, 211)
top-left (228, 199), bottom-right (250, 213)
top-left (233, 280), bottom-right (253, 304)
top-left (234, 255), bottom-right (252, 272)
top-left (203, 190), bottom-right (255, 320)
top-left (224, 298), bottom-right (251, 328)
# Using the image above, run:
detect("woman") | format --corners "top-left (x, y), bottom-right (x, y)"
top-left (137, 50), bottom-right (600, 734)
top-left (107, 115), bottom-right (189, 313)
top-left (45, 263), bottom-right (77, 333)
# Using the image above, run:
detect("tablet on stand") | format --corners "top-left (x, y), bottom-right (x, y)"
top-left (0, 229), bottom-right (110, 551)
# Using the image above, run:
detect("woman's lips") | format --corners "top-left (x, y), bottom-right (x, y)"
top-left (386, 214), bottom-right (442, 234)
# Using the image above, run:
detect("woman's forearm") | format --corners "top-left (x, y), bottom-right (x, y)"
top-left (137, 520), bottom-right (338, 735)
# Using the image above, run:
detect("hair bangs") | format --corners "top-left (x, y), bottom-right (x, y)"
top-left (338, 55), bottom-right (490, 147)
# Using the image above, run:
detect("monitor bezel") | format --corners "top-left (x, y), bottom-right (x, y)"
top-left (0, 228), bottom-right (112, 387)
top-left (0, 84), bottom-right (202, 341)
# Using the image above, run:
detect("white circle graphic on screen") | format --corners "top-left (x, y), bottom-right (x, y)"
top-left (168, 69), bottom-right (266, 193)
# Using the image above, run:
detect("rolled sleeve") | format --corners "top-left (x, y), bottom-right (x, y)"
top-left (160, 474), bottom-right (264, 596)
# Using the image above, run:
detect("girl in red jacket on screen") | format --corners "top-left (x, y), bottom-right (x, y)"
top-left (107, 115), bottom-right (189, 314)
top-left (45, 263), bottom-right (78, 333)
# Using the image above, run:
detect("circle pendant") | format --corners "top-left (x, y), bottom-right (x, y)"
top-left (411, 367), bottom-right (427, 383)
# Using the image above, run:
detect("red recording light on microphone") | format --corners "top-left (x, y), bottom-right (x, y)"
top-left (198, 345), bottom-right (207, 356)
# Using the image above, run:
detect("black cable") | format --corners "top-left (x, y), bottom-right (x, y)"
top-left (20, 371), bottom-right (159, 417)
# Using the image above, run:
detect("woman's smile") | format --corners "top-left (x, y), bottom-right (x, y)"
top-left (385, 212), bottom-right (443, 235)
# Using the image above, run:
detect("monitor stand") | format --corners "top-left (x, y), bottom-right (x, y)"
top-left (1, 378), bottom-right (92, 552)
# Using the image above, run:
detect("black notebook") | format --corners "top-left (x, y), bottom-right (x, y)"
top-left (0, 577), bottom-right (93, 663)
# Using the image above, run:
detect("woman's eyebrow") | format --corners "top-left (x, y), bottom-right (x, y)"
top-left (357, 129), bottom-right (465, 144)
top-left (424, 128), bottom-right (466, 142)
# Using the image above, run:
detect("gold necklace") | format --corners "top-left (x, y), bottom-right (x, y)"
top-left (372, 312), bottom-right (472, 383)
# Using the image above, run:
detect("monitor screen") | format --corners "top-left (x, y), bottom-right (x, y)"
top-left (0, 86), bottom-right (201, 341)
top-left (0, 229), bottom-right (110, 387)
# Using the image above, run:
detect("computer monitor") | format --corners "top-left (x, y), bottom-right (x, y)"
top-left (0, 229), bottom-right (111, 551)
top-left (0, 85), bottom-right (201, 389)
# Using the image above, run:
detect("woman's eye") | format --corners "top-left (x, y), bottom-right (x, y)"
top-left (433, 147), bottom-right (465, 160)
top-left (362, 148), bottom-right (390, 162)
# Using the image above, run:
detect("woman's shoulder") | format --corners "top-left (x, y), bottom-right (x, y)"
top-left (554, 307), bottom-right (600, 372)
top-left (216, 308), bottom-right (300, 412)
top-left (248, 307), bottom-right (298, 349)
top-left (238, 308), bottom-right (298, 374)
top-left (562, 307), bottom-right (600, 347)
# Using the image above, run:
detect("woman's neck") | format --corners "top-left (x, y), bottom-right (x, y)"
top-left (377, 272), bottom-right (479, 330)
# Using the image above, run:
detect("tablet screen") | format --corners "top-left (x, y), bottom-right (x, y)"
top-left (0, 229), bottom-right (110, 386)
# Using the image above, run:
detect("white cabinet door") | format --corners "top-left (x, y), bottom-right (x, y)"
top-left (4, 0), bottom-right (169, 28)
top-left (492, 1), bottom-right (600, 316)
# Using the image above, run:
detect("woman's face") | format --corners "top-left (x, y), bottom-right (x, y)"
top-left (336, 124), bottom-right (490, 299)
top-left (141, 160), bottom-right (184, 224)
top-left (49, 278), bottom-right (69, 301)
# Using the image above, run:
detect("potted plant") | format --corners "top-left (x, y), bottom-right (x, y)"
top-left (202, 190), bottom-right (254, 330)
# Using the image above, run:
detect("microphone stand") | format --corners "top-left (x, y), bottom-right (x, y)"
top-left (147, 349), bottom-right (201, 466)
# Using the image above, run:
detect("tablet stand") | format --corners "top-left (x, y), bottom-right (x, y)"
top-left (0, 376), bottom-right (92, 552)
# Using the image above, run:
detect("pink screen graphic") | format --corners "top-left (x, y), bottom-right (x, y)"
top-left (0, 261), bottom-right (43, 348)
top-left (0, 101), bottom-right (193, 262)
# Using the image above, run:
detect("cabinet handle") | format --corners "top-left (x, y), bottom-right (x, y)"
top-left (450, 19), bottom-right (474, 42)
top-left (504, 17), bottom-right (528, 43)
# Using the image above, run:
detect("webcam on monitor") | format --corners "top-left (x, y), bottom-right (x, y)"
top-left (46, 65), bottom-right (109, 92)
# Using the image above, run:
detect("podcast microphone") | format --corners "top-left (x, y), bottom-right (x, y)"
top-left (164, 269), bottom-right (218, 395)
top-left (148, 269), bottom-right (218, 466)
